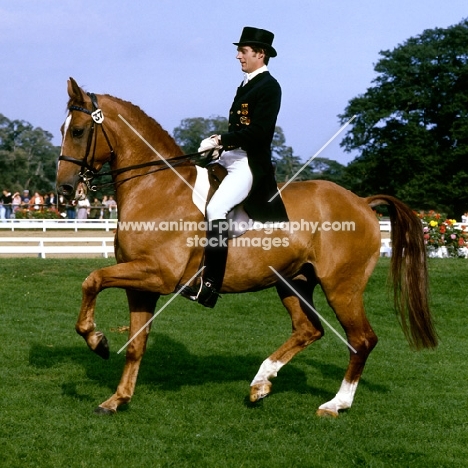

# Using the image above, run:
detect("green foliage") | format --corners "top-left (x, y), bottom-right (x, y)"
top-left (340, 18), bottom-right (468, 218)
top-left (271, 126), bottom-right (310, 182)
top-left (0, 113), bottom-right (59, 193)
top-left (1, 258), bottom-right (468, 466)
top-left (173, 116), bottom-right (228, 154)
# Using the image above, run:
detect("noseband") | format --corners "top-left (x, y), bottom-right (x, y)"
top-left (59, 92), bottom-right (219, 192)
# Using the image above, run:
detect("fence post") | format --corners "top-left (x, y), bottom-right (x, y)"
top-left (102, 240), bottom-right (108, 259)
top-left (39, 240), bottom-right (46, 259)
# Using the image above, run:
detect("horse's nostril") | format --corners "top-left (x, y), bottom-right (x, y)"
top-left (58, 184), bottom-right (74, 195)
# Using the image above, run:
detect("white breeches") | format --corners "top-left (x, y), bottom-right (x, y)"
top-left (206, 150), bottom-right (253, 221)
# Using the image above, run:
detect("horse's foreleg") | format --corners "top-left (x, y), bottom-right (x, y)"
top-left (250, 279), bottom-right (324, 402)
top-left (75, 269), bottom-right (110, 359)
top-left (75, 262), bottom-right (164, 359)
top-left (316, 292), bottom-right (378, 418)
top-left (96, 290), bottom-right (159, 414)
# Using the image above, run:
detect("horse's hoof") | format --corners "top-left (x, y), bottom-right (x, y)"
top-left (249, 382), bottom-right (272, 403)
top-left (94, 334), bottom-right (110, 360)
top-left (316, 408), bottom-right (339, 418)
top-left (93, 406), bottom-right (115, 416)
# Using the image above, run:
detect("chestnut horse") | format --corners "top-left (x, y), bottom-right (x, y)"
top-left (56, 78), bottom-right (437, 417)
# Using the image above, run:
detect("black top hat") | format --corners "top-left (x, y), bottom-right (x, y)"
top-left (233, 26), bottom-right (277, 57)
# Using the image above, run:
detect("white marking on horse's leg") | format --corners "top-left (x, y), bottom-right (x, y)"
top-left (318, 379), bottom-right (358, 414)
top-left (58, 113), bottom-right (72, 169)
top-left (250, 358), bottom-right (284, 386)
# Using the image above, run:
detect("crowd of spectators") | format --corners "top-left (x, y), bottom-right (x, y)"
top-left (0, 189), bottom-right (118, 220)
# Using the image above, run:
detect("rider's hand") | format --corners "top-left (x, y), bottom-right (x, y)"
top-left (198, 135), bottom-right (222, 159)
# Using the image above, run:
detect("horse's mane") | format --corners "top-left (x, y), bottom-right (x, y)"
top-left (106, 95), bottom-right (176, 142)
top-left (67, 92), bottom-right (181, 154)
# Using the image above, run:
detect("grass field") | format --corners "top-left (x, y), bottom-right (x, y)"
top-left (0, 257), bottom-right (467, 467)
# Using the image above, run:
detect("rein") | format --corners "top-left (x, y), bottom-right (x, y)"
top-left (59, 93), bottom-right (217, 191)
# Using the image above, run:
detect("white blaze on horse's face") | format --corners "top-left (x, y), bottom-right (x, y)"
top-left (59, 113), bottom-right (72, 169)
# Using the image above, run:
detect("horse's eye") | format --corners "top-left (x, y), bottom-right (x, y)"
top-left (71, 128), bottom-right (84, 138)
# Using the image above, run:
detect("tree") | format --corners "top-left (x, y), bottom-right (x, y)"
top-left (340, 18), bottom-right (468, 218)
top-left (308, 157), bottom-right (346, 184)
top-left (271, 126), bottom-right (309, 182)
top-left (0, 114), bottom-right (59, 193)
top-left (173, 116), bottom-right (228, 154)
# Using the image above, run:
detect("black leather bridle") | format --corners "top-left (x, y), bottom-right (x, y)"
top-left (58, 92), bottom-right (218, 191)
top-left (58, 92), bottom-right (116, 191)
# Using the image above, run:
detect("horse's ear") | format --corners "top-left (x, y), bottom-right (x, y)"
top-left (67, 77), bottom-right (87, 103)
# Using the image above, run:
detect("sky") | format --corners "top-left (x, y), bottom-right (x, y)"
top-left (1, 0), bottom-right (467, 166)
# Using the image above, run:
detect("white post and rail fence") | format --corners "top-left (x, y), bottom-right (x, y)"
top-left (0, 219), bottom-right (465, 258)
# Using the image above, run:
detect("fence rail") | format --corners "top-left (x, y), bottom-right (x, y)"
top-left (0, 219), bottom-right (466, 258)
top-left (0, 237), bottom-right (114, 258)
top-left (1, 219), bottom-right (393, 232)
top-left (0, 218), bottom-right (117, 232)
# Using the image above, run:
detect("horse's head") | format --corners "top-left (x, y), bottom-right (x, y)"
top-left (56, 77), bottom-right (115, 199)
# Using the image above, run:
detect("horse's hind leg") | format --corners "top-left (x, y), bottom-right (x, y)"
top-left (250, 272), bottom-right (324, 402)
top-left (316, 275), bottom-right (378, 418)
top-left (96, 289), bottom-right (158, 414)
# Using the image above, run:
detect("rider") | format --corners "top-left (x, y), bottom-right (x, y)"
top-left (181, 26), bottom-right (288, 308)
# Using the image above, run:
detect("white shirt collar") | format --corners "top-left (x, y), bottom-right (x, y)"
top-left (243, 65), bottom-right (268, 85)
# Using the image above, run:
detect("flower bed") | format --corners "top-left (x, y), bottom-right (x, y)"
top-left (417, 210), bottom-right (468, 258)
top-left (14, 208), bottom-right (61, 220)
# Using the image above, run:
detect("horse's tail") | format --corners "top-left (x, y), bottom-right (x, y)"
top-left (366, 195), bottom-right (438, 350)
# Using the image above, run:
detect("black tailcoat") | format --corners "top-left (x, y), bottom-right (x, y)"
top-left (220, 72), bottom-right (289, 223)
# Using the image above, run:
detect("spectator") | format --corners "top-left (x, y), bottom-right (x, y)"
top-left (11, 192), bottom-right (22, 216)
top-left (101, 195), bottom-right (110, 219)
top-left (29, 191), bottom-right (45, 211)
top-left (76, 197), bottom-right (91, 219)
top-left (66, 200), bottom-right (76, 219)
top-left (107, 195), bottom-right (118, 219)
top-left (45, 192), bottom-right (56, 208)
top-left (2, 190), bottom-right (12, 219)
top-left (89, 198), bottom-right (102, 219)
top-left (0, 194), bottom-right (4, 221)
top-left (22, 190), bottom-right (30, 205)
top-left (58, 195), bottom-right (67, 218)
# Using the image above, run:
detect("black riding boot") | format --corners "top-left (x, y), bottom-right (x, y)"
top-left (181, 220), bottom-right (228, 308)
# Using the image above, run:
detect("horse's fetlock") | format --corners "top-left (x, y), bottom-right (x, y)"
top-left (75, 322), bottom-right (92, 337)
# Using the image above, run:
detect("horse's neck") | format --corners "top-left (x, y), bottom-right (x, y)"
top-left (115, 165), bottom-right (196, 221)
top-left (105, 101), bottom-right (195, 216)
top-left (109, 99), bottom-right (182, 167)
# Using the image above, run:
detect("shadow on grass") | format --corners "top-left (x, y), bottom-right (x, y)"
top-left (29, 333), bottom-right (388, 401)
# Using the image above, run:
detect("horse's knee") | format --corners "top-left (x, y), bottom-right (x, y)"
top-left (82, 273), bottom-right (100, 293)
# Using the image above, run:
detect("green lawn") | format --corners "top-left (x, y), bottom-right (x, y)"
top-left (0, 257), bottom-right (467, 467)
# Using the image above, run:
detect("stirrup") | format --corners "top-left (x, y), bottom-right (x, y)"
top-left (179, 279), bottom-right (220, 308)
top-left (179, 278), bottom-right (204, 302)
top-left (197, 280), bottom-right (221, 308)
